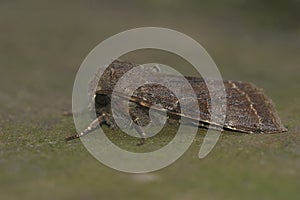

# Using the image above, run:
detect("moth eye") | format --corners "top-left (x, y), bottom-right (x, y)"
top-left (95, 94), bottom-right (110, 106)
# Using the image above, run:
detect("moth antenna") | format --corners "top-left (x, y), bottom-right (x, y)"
top-left (65, 114), bottom-right (106, 141)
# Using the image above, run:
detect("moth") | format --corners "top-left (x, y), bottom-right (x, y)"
top-left (66, 60), bottom-right (287, 144)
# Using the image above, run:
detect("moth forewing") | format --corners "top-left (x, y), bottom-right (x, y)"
top-left (66, 60), bottom-right (287, 142)
top-left (223, 81), bottom-right (287, 133)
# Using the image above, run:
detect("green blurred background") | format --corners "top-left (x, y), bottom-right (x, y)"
top-left (0, 0), bottom-right (299, 199)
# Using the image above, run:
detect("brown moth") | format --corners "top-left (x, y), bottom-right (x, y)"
top-left (66, 60), bottom-right (287, 144)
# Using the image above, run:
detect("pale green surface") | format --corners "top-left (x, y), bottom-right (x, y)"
top-left (0, 1), bottom-right (300, 200)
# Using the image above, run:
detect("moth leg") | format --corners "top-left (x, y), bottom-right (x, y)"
top-left (113, 100), bottom-right (147, 145)
top-left (132, 117), bottom-right (146, 146)
top-left (103, 114), bottom-right (118, 130)
top-left (65, 113), bottom-right (108, 141)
